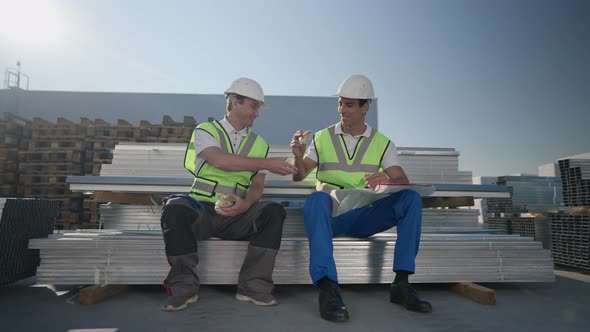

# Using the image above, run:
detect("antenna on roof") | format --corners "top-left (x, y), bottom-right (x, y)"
top-left (3, 60), bottom-right (30, 90)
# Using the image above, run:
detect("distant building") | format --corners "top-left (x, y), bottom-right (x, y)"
top-left (0, 88), bottom-right (379, 145)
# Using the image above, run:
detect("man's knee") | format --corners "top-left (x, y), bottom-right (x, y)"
top-left (251, 203), bottom-right (285, 249)
top-left (399, 189), bottom-right (422, 207)
top-left (161, 204), bottom-right (197, 229)
top-left (161, 204), bottom-right (199, 256)
top-left (304, 191), bottom-right (331, 212)
top-left (262, 202), bottom-right (286, 222)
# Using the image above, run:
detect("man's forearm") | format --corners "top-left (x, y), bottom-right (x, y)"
top-left (244, 183), bottom-right (264, 206)
top-left (211, 154), bottom-right (271, 172)
top-left (389, 176), bottom-right (410, 185)
top-left (292, 156), bottom-right (307, 181)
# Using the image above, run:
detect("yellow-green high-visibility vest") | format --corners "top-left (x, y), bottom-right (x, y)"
top-left (184, 120), bottom-right (269, 203)
top-left (315, 124), bottom-right (390, 190)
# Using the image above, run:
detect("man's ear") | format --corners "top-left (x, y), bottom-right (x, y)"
top-left (362, 102), bottom-right (370, 114)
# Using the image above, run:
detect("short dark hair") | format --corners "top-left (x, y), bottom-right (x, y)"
top-left (359, 99), bottom-right (370, 107)
top-left (226, 94), bottom-right (246, 112)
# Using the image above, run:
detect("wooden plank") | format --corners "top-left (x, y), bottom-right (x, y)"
top-left (569, 207), bottom-right (590, 215)
top-left (422, 196), bottom-right (474, 208)
top-left (79, 285), bottom-right (128, 305)
top-left (451, 282), bottom-right (496, 305)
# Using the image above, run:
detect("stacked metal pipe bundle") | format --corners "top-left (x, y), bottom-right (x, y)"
top-left (550, 214), bottom-right (590, 270)
top-left (510, 217), bottom-right (537, 238)
top-left (558, 159), bottom-right (590, 207)
top-left (481, 189), bottom-right (513, 233)
top-left (484, 215), bottom-right (541, 239)
top-left (98, 143), bottom-right (473, 185)
top-left (397, 147), bottom-right (472, 184)
top-left (485, 217), bottom-right (511, 234)
top-left (52, 142), bottom-right (557, 285)
top-left (484, 192), bottom-right (514, 215)
top-left (98, 205), bottom-right (488, 235)
top-left (29, 230), bottom-right (555, 285)
top-left (496, 175), bottom-right (563, 212)
top-left (0, 198), bottom-right (58, 285)
top-left (99, 143), bottom-right (189, 178)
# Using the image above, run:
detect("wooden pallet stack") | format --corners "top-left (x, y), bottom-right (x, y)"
top-left (79, 115), bottom-right (197, 228)
top-left (138, 115), bottom-right (196, 143)
top-left (0, 113), bottom-right (197, 230)
top-left (0, 113), bottom-right (29, 197)
top-left (83, 118), bottom-right (134, 176)
top-left (81, 117), bottom-right (151, 226)
top-left (17, 117), bottom-right (90, 229)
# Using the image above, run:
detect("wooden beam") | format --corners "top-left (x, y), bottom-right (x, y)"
top-left (569, 207), bottom-right (590, 215)
top-left (422, 196), bottom-right (475, 208)
top-left (451, 282), bottom-right (496, 305)
top-left (79, 285), bottom-right (128, 305)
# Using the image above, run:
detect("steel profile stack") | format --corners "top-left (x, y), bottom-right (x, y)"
top-left (98, 205), bottom-right (487, 235)
top-left (99, 143), bottom-right (189, 178)
top-left (99, 143), bottom-right (473, 185)
top-left (30, 230), bottom-right (554, 285)
top-left (550, 155), bottom-right (590, 270)
top-left (0, 198), bottom-right (58, 285)
top-left (34, 142), bottom-right (554, 284)
top-left (481, 175), bottom-right (563, 239)
top-left (497, 175), bottom-right (563, 212)
top-left (550, 214), bottom-right (590, 270)
top-left (397, 147), bottom-right (472, 184)
top-left (483, 186), bottom-right (513, 234)
top-left (558, 158), bottom-right (590, 207)
top-left (479, 175), bottom-right (562, 236)
top-left (510, 217), bottom-right (537, 238)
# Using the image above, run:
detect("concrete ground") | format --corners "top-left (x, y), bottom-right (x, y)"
top-left (1, 270), bottom-right (590, 332)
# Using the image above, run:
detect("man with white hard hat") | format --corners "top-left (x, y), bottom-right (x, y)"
top-left (290, 75), bottom-right (432, 322)
top-left (160, 77), bottom-right (298, 311)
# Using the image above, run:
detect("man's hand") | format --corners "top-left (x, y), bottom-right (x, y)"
top-left (215, 193), bottom-right (251, 217)
top-left (290, 130), bottom-right (309, 160)
top-left (265, 157), bottom-right (298, 176)
top-left (364, 172), bottom-right (390, 190)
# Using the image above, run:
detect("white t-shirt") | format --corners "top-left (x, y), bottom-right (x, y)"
top-left (303, 123), bottom-right (401, 170)
top-left (193, 116), bottom-right (268, 174)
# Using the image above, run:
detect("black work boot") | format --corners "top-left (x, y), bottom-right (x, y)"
top-left (390, 280), bottom-right (432, 313)
top-left (318, 278), bottom-right (349, 322)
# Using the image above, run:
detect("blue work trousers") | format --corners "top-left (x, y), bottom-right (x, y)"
top-left (303, 189), bottom-right (422, 285)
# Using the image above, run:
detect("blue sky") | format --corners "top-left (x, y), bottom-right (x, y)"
top-left (0, 0), bottom-right (588, 177)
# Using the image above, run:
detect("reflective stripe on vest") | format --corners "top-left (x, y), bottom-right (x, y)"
top-left (184, 120), bottom-right (269, 202)
top-left (315, 125), bottom-right (390, 189)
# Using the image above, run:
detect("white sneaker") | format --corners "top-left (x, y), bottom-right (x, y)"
top-left (161, 294), bottom-right (199, 312)
top-left (235, 293), bottom-right (278, 306)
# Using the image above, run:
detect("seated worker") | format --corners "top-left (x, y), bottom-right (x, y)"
top-left (160, 77), bottom-right (297, 311)
top-left (290, 75), bottom-right (432, 322)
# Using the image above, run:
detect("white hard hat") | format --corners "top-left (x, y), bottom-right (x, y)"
top-left (224, 77), bottom-right (266, 108)
top-left (335, 74), bottom-right (375, 100)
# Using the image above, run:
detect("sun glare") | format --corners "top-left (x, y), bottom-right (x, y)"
top-left (0, 0), bottom-right (65, 46)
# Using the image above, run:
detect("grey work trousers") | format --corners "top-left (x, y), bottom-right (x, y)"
top-left (160, 197), bottom-right (286, 298)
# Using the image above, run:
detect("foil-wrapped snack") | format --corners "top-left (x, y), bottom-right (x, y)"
top-left (298, 130), bottom-right (312, 145)
top-left (215, 194), bottom-right (236, 210)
